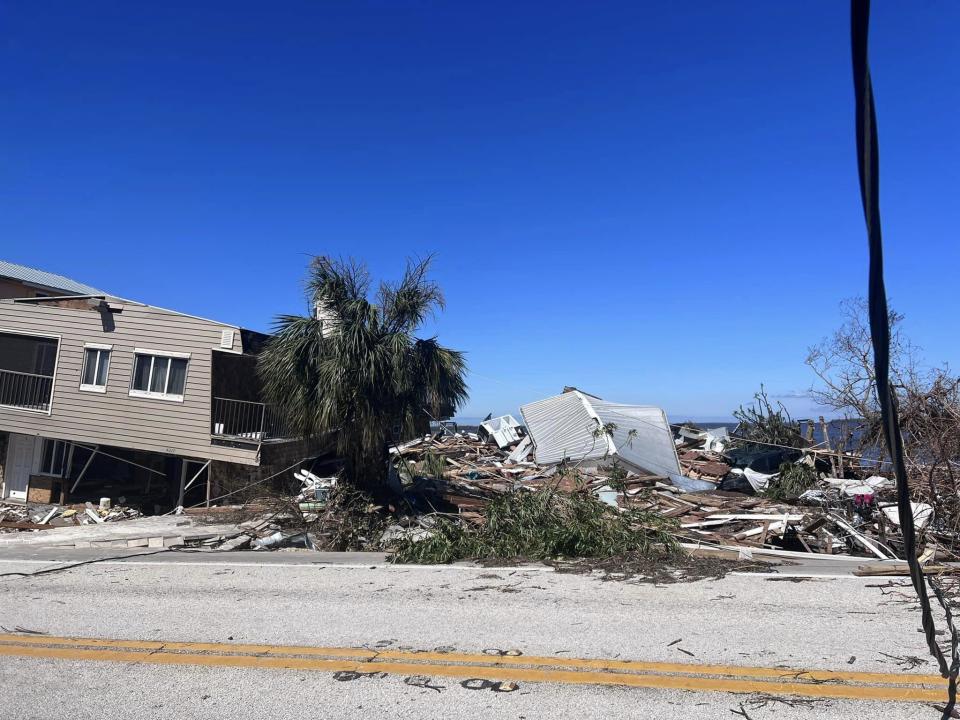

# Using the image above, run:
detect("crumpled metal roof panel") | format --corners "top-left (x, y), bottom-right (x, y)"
top-left (520, 391), bottom-right (607, 466)
top-left (520, 391), bottom-right (683, 484)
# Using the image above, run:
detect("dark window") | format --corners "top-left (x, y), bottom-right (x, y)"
top-left (81, 347), bottom-right (110, 389)
top-left (131, 354), bottom-right (188, 398)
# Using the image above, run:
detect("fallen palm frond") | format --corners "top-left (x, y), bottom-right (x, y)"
top-left (389, 488), bottom-right (679, 564)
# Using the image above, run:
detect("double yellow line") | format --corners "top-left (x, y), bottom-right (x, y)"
top-left (0, 633), bottom-right (947, 702)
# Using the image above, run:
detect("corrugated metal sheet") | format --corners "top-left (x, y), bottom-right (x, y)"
top-left (520, 392), bottom-right (607, 465)
top-left (586, 400), bottom-right (683, 483)
top-left (0, 260), bottom-right (104, 295)
top-left (520, 391), bottom-right (684, 484)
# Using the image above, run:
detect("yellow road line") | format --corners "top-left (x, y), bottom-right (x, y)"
top-left (0, 633), bottom-right (943, 687)
top-left (0, 642), bottom-right (946, 703)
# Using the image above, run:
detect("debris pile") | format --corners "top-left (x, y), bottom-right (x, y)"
top-left (0, 500), bottom-right (141, 531)
top-left (2, 393), bottom-right (949, 573)
top-left (382, 415), bottom-right (950, 567)
top-left (664, 425), bottom-right (950, 565)
top-left (390, 429), bottom-right (666, 522)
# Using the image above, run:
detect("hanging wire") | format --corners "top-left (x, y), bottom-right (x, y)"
top-left (850, 2), bottom-right (959, 716)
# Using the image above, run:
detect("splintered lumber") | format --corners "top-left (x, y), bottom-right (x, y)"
top-left (678, 494), bottom-right (726, 507)
top-left (0, 521), bottom-right (57, 531)
top-left (704, 514), bottom-right (805, 522)
top-left (854, 562), bottom-right (958, 577)
top-left (735, 521), bottom-right (786, 540)
top-left (830, 513), bottom-right (892, 560)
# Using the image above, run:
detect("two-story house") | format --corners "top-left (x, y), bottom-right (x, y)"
top-left (0, 292), bottom-right (320, 509)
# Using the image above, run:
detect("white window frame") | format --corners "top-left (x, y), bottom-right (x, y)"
top-left (34, 438), bottom-right (69, 478)
top-left (0, 326), bottom-right (61, 416)
top-left (128, 348), bottom-right (191, 402)
top-left (79, 343), bottom-right (113, 394)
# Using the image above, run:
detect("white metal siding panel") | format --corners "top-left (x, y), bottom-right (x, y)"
top-left (520, 392), bottom-right (607, 465)
top-left (587, 400), bottom-right (683, 483)
top-left (0, 301), bottom-right (258, 465)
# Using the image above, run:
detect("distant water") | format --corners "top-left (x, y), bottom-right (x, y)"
top-left (451, 416), bottom-right (869, 451)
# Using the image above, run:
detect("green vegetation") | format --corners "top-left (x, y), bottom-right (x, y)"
top-left (390, 489), bottom-right (679, 564)
top-left (417, 450), bottom-right (448, 480)
top-left (258, 256), bottom-right (467, 496)
top-left (733, 385), bottom-right (805, 449)
top-left (764, 461), bottom-right (818, 501)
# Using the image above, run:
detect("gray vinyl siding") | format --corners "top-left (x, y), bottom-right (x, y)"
top-left (0, 300), bottom-right (260, 465)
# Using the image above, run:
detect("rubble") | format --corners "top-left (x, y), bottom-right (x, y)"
top-left (0, 500), bottom-right (141, 532)
top-left (478, 414), bottom-right (525, 449)
top-left (381, 413), bottom-right (954, 568)
top-left (3, 394), bottom-right (947, 574)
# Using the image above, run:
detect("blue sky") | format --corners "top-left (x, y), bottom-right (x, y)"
top-left (2, 2), bottom-right (958, 421)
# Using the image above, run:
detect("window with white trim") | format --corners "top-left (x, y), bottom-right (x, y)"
top-left (130, 353), bottom-right (189, 400)
top-left (37, 439), bottom-right (68, 477)
top-left (80, 345), bottom-right (111, 392)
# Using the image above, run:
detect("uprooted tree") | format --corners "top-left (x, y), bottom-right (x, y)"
top-left (258, 256), bottom-right (468, 496)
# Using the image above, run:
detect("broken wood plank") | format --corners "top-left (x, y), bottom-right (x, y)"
top-left (734, 521), bottom-right (785, 540)
top-left (38, 507), bottom-right (59, 525)
top-left (830, 513), bottom-right (892, 560)
top-left (705, 514), bottom-right (805, 522)
top-left (758, 520), bottom-right (771, 546)
top-left (854, 563), bottom-right (958, 577)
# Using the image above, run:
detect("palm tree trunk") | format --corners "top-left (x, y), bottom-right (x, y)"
top-left (343, 444), bottom-right (392, 499)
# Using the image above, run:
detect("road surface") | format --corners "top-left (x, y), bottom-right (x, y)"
top-left (0, 548), bottom-right (948, 719)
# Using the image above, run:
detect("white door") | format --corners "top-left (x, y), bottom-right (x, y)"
top-left (4, 433), bottom-right (36, 500)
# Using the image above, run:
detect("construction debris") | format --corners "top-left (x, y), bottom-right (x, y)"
top-left (519, 391), bottom-right (702, 489)
top-left (3, 390), bottom-right (951, 573)
top-left (478, 414), bottom-right (525, 449)
top-left (0, 500), bottom-right (141, 533)
top-left (381, 412), bottom-right (953, 567)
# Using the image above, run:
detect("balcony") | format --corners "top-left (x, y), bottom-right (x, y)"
top-left (0, 331), bottom-right (58, 413)
top-left (0, 368), bottom-right (54, 412)
top-left (211, 397), bottom-right (292, 443)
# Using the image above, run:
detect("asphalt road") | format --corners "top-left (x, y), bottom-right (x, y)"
top-left (0, 548), bottom-right (948, 719)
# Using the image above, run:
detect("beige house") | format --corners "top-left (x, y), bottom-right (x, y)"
top-left (0, 292), bottom-right (318, 508)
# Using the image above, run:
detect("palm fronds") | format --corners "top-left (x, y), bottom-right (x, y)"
top-left (258, 256), bottom-right (468, 494)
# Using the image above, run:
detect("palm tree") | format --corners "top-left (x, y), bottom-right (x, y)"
top-left (258, 256), bottom-right (468, 496)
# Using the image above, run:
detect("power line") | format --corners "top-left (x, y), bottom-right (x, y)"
top-left (850, 3), bottom-right (958, 717)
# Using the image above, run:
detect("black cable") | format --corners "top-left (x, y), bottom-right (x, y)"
top-left (850, 3), bottom-right (959, 717)
top-left (0, 548), bottom-right (174, 579)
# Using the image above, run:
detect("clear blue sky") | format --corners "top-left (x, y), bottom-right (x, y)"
top-left (3, 2), bottom-right (958, 421)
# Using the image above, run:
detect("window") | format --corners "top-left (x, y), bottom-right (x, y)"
top-left (37, 439), bottom-right (68, 477)
top-left (80, 345), bottom-right (111, 392)
top-left (129, 351), bottom-right (189, 400)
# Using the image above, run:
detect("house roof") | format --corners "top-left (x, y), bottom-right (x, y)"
top-left (0, 259), bottom-right (105, 295)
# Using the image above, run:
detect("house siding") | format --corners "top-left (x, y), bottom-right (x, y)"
top-left (0, 300), bottom-right (260, 465)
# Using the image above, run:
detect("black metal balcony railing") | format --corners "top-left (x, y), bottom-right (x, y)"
top-left (211, 397), bottom-right (292, 442)
top-left (0, 369), bottom-right (54, 412)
